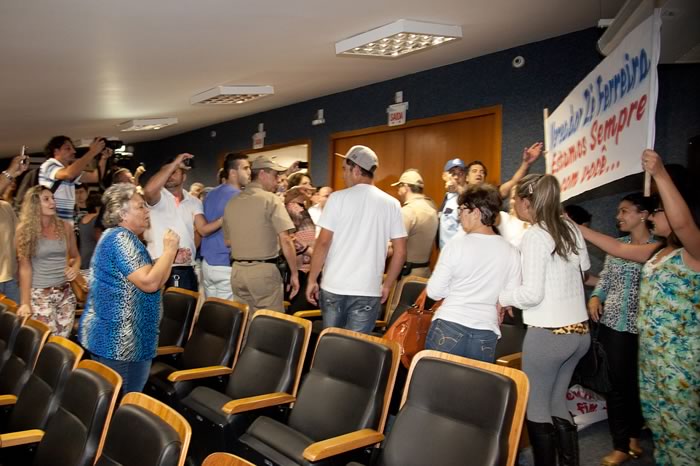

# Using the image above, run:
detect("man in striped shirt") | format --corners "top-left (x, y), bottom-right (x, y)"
top-left (39, 136), bottom-right (109, 224)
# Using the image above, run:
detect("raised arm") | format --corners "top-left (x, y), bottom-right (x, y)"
top-left (643, 149), bottom-right (700, 261)
top-left (143, 153), bottom-right (192, 205)
top-left (579, 224), bottom-right (657, 263)
top-left (54, 139), bottom-right (105, 181)
top-left (499, 142), bottom-right (543, 198)
top-left (1, 154), bottom-right (29, 196)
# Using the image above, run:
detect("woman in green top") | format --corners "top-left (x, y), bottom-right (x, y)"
top-left (580, 150), bottom-right (700, 466)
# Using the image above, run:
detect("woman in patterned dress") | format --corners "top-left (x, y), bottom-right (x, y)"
top-left (579, 150), bottom-right (699, 465)
top-left (78, 183), bottom-right (180, 394)
top-left (587, 193), bottom-right (656, 465)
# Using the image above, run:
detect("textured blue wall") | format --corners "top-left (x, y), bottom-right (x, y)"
top-left (133, 27), bottom-right (700, 270)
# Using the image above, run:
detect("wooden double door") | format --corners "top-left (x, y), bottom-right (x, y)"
top-left (330, 106), bottom-right (503, 207)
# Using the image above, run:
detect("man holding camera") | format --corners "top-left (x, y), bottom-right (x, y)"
top-left (143, 153), bottom-right (222, 292)
top-left (39, 136), bottom-right (111, 224)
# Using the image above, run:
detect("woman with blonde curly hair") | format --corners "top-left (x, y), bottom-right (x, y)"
top-left (16, 185), bottom-right (80, 336)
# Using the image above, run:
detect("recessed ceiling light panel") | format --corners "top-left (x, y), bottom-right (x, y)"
top-left (118, 117), bottom-right (178, 132)
top-left (336, 19), bottom-right (462, 58)
top-left (191, 85), bottom-right (274, 105)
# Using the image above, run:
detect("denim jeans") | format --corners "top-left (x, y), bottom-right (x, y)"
top-left (91, 354), bottom-right (152, 394)
top-left (425, 319), bottom-right (498, 363)
top-left (320, 289), bottom-right (381, 334)
top-left (0, 278), bottom-right (20, 303)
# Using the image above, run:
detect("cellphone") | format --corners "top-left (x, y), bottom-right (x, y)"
top-left (20, 145), bottom-right (28, 166)
top-left (297, 161), bottom-right (309, 169)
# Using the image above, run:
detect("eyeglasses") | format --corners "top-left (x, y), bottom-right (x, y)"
top-left (653, 207), bottom-right (665, 214)
top-left (458, 205), bottom-right (472, 213)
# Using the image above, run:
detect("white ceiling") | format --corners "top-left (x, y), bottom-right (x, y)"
top-left (4, 0), bottom-right (689, 158)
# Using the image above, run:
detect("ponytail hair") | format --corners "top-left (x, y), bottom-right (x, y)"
top-left (515, 174), bottom-right (579, 259)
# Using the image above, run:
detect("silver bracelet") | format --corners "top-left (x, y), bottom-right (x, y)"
top-left (1, 170), bottom-right (14, 181)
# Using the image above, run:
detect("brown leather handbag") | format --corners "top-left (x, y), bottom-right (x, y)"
top-left (384, 289), bottom-right (442, 369)
top-left (70, 273), bottom-right (88, 305)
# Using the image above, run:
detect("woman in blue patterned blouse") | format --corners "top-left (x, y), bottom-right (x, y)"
top-left (587, 192), bottom-right (655, 466)
top-left (79, 183), bottom-right (180, 394)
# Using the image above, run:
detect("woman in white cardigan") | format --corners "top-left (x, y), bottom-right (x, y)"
top-left (499, 174), bottom-right (590, 466)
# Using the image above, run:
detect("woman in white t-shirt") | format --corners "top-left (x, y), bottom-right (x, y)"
top-left (426, 184), bottom-right (521, 363)
top-left (498, 174), bottom-right (590, 466)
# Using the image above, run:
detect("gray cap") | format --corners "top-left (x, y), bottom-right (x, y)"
top-left (335, 145), bottom-right (378, 172)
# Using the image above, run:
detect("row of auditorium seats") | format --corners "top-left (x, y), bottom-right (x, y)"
top-left (0, 301), bottom-right (192, 466)
top-left (1, 284), bottom-right (530, 466)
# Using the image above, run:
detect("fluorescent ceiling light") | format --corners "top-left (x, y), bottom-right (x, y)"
top-left (118, 118), bottom-right (178, 132)
top-left (191, 85), bottom-right (274, 105)
top-left (335, 19), bottom-right (462, 58)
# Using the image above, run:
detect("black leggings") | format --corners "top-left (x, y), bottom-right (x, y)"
top-left (598, 324), bottom-right (644, 452)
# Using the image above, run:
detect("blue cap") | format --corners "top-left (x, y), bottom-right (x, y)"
top-left (443, 158), bottom-right (466, 171)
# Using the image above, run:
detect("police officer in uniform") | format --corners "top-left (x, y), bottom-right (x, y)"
top-left (222, 155), bottom-right (299, 313)
top-left (392, 169), bottom-right (438, 278)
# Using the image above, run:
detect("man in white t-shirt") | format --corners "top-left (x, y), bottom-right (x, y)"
top-left (143, 153), bottom-right (222, 292)
top-left (306, 145), bottom-right (407, 334)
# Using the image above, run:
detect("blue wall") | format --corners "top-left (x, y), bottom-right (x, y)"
top-left (133, 27), bottom-right (700, 270)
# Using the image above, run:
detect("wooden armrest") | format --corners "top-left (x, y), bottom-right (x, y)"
top-left (303, 429), bottom-right (384, 462)
top-left (0, 429), bottom-right (45, 448)
top-left (0, 395), bottom-right (18, 407)
top-left (167, 366), bottom-right (232, 382)
top-left (374, 319), bottom-right (387, 328)
top-left (157, 346), bottom-right (185, 356)
top-left (497, 352), bottom-right (522, 369)
top-left (293, 310), bottom-right (321, 318)
top-left (222, 392), bottom-right (296, 415)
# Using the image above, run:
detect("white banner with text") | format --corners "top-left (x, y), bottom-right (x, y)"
top-left (545, 11), bottom-right (661, 201)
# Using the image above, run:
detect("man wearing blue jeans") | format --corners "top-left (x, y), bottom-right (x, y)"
top-left (306, 145), bottom-right (407, 334)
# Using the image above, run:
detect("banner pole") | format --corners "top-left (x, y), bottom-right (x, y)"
top-left (543, 108), bottom-right (549, 174)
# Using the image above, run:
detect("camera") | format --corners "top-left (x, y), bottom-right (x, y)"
top-left (99, 138), bottom-right (124, 151)
top-left (183, 157), bottom-right (194, 169)
top-left (297, 161), bottom-right (309, 169)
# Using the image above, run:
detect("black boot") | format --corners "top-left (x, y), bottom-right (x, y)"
top-left (526, 420), bottom-right (557, 466)
top-left (553, 416), bottom-right (580, 466)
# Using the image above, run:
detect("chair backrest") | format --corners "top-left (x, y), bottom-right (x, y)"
top-left (0, 296), bottom-right (18, 313)
top-left (32, 360), bottom-right (122, 466)
top-left (0, 307), bottom-right (22, 371)
top-left (202, 452), bottom-right (255, 466)
top-left (181, 298), bottom-right (247, 370)
top-left (495, 322), bottom-right (526, 360)
top-left (95, 392), bottom-right (191, 466)
top-left (158, 288), bottom-right (199, 348)
top-left (288, 328), bottom-right (399, 442)
top-left (8, 336), bottom-right (83, 432)
top-left (386, 278), bottom-right (431, 328)
top-left (228, 310), bottom-right (311, 400)
top-left (380, 350), bottom-right (529, 466)
top-left (0, 319), bottom-right (51, 396)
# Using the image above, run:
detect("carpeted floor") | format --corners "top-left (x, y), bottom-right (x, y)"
top-left (518, 419), bottom-right (656, 466)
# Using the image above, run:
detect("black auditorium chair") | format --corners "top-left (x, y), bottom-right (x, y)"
top-left (157, 288), bottom-right (199, 361)
top-left (495, 313), bottom-right (527, 370)
top-left (30, 360), bottom-right (122, 466)
top-left (351, 350), bottom-right (529, 466)
top-left (94, 392), bottom-right (191, 466)
top-left (180, 311), bottom-right (311, 465)
top-left (0, 336), bottom-right (83, 463)
top-left (234, 328), bottom-right (400, 466)
top-left (0, 319), bottom-right (51, 399)
top-left (202, 452), bottom-right (255, 466)
top-left (0, 306), bottom-right (22, 372)
top-left (145, 298), bottom-right (247, 408)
